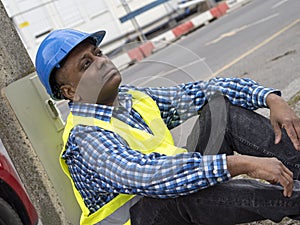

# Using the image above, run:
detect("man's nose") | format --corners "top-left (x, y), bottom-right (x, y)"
top-left (93, 55), bottom-right (107, 70)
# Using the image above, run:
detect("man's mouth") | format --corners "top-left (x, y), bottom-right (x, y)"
top-left (105, 68), bottom-right (117, 77)
top-left (104, 68), bottom-right (117, 79)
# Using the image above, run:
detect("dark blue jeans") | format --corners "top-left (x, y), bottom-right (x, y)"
top-left (130, 96), bottom-right (300, 225)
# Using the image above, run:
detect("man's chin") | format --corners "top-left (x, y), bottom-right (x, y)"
top-left (97, 84), bottom-right (121, 105)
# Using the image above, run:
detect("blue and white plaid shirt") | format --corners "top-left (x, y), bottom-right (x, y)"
top-left (62, 77), bottom-right (277, 213)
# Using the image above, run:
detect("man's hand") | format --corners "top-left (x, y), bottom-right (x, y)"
top-left (227, 155), bottom-right (294, 197)
top-left (266, 93), bottom-right (300, 150)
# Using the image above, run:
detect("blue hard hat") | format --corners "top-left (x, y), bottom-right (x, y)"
top-left (35, 29), bottom-right (106, 99)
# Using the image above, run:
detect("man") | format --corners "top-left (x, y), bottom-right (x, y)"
top-left (36, 29), bottom-right (300, 225)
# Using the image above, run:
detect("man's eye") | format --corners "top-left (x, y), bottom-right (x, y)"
top-left (96, 50), bottom-right (102, 57)
top-left (82, 60), bottom-right (91, 70)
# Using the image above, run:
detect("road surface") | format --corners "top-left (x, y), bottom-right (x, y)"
top-left (122, 0), bottom-right (300, 92)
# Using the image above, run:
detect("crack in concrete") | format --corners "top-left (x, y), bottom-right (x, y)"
top-left (271, 49), bottom-right (296, 61)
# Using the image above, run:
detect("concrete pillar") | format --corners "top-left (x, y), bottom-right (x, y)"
top-left (0, 2), bottom-right (68, 225)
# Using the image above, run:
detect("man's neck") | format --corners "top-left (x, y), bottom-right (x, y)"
top-left (113, 96), bottom-right (120, 107)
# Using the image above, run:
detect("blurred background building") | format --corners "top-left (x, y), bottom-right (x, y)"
top-left (2, 0), bottom-right (216, 61)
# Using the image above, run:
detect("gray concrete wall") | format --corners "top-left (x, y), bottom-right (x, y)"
top-left (0, 2), bottom-right (69, 224)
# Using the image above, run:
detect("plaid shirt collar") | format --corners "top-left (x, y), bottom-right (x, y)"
top-left (69, 91), bottom-right (132, 122)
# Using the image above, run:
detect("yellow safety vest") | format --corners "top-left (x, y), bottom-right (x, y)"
top-left (60, 90), bottom-right (187, 225)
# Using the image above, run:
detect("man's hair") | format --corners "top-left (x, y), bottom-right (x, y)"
top-left (49, 37), bottom-right (97, 100)
top-left (50, 68), bottom-right (67, 100)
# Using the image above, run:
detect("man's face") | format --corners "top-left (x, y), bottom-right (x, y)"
top-left (57, 40), bottom-right (122, 105)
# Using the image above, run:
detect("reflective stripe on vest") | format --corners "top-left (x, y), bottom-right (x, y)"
top-left (60, 90), bottom-right (187, 225)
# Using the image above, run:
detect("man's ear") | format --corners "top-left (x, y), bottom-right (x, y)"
top-left (60, 84), bottom-right (81, 101)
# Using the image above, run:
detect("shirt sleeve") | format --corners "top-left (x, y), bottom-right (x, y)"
top-left (122, 77), bottom-right (280, 129)
top-left (62, 126), bottom-right (231, 198)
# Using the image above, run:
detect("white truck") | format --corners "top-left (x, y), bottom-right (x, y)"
top-left (2, 0), bottom-right (208, 62)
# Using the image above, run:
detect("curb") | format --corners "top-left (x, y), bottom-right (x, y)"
top-left (112, 0), bottom-right (249, 69)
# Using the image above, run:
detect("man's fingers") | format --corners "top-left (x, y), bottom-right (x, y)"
top-left (282, 170), bottom-right (294, 190)
top-left (272, 121), bottom-right (282, 144)
top-left (293, 120), bottom-right (300, 150)
top-left (279, 164), bottom-right (294, 197)
top-left (278, 174), bottom-right (293, 197)
top-left (284, 178), bottom-right (293, 198)
top-left (283, 122), bottom-right (300, 150)
top-left (282, 164), bottom-right (294, 179)
top-left (294, 119), bottom-right (300, 134)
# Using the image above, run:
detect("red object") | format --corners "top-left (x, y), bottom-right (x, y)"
top-left (210, 2), bottom-right (229, 18)
top-left (172, 21), bottom-right (194, 37)
top-left (217, 2), bottom-right (229, 15)
top-left (210, 6), bottom-right (222, 18)
top-left (0, 152), bottom-right (39, 225)
top-left (127, 47), bottom-right (144, 61)
top-left (139, 41), bottom-right (155, 57)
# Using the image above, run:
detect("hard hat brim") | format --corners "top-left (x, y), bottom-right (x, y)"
top-left (88, 30), bottom-right (106, 47)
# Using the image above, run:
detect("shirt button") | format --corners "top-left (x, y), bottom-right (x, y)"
top-left (213, 169), bottom-right (218, 174)
top-left (217, 177), bottom-right (223, 182)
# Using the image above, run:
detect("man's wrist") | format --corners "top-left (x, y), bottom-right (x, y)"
top-left (266, 93), bottom-right (284, 109)
top-left (226, 155), bottom-right (253, 177)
